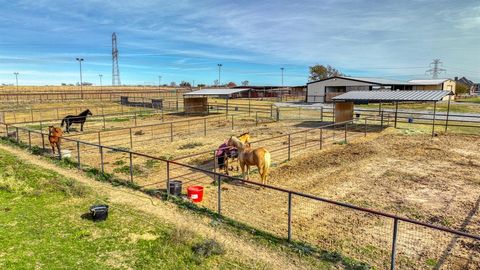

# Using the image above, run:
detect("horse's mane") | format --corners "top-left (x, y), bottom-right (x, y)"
top-left (239, 132), bottom-right (249, 137)
top-left (79, 109), bottom-right (91, 116)
top-left (228, 136), bottom-right (245, 149)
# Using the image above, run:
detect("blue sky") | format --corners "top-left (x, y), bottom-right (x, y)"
top-left (0, 0), bottom-right (479, 86)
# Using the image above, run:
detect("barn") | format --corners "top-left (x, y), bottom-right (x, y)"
top-left (307, 76), bottom-right (456, 103)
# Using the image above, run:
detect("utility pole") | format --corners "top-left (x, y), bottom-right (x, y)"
top-left (13, 72), bottom-right (19, 93)
top-left (426, 59), bottom-right (446, 79)
top-left (76, 58), bottom-right (84, 99)
top-left (217, 64), bottom-right (222, 86)
top-left (98, 74), bottom-right (103, 91)
top-left (281, 67), bottom-right (285, 86)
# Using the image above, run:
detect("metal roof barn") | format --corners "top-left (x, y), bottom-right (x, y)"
top-left (332, 90), bottom-right (450, 102)
top-left (332, 90), bottom-right (454, 137)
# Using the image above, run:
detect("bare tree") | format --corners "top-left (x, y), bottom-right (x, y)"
top-left (241, 80), bottom-right (249, 86)
top-left (309, 64), bottom-right (343, 81)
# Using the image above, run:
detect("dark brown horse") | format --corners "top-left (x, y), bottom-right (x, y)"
top-left (61, 109), bottom-right (92, 133)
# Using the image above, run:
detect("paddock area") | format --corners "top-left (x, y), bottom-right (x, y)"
top-left (1, 96), bottom-right (479, 269)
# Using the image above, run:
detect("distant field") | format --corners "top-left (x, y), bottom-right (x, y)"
top-left (0, 85), bottom-right (177, 93)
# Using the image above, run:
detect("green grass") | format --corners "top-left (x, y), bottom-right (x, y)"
top-left (0, 148), bottom-right (254, 269)
top-left (456, 96), bottom-right (480, 104)
top-left (178, 142), bottom-right (204, 150)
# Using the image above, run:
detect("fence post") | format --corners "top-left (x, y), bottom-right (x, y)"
top-left (320, 107), bottom-right (323, 122)
top-left (77, 141), bottom-right (81, 169)
top-left (31, 108), bottom-right (34, 121)
top-left (364, 118), bottom-right (367, 136)
top-left (99, 146), bottom-right (104, 173)
top-left (98, 132), bottom-right (101, 145)
top-left (204, 118), bottom-right (207, 136)
top-left (287, 192), bottom-right (292, 242)
top-left (134, 112), bottom-right (137, 126)
top-left (344, 123), bottom-right (348, 143)
top-left (28, 130), bottom-right (31, 149)
top-left (41, 133), bottom-right (45, 150)
top-left (129, 128), bottom-right (133, 149)
top-left (170, 123), bottom-right (173, 142)
top-left (129, 152), bottom-right (134, 182)
top-left (15, 127), bottom-right (19, 143)
top-left (213, 150), bottom-right (217, 173)
top-left (255, 112), bottom-right (258, 126)
top-left (102, 114), bottom-right (106, 129)
top-left (381, 111), bottom-right (384, 129)
top-left (287, 134), bottom-right (291, 160)
top-left (217, 175), bottom-right (222, 215)
top-left (231, 115), bottom-right (234, 130)
top-left (390, 218), bottom-right (399, 270)
top-left (166, 161), bottom-right (170, 197)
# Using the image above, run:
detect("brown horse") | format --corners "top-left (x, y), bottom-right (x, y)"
top-left (48, 126), bottom-right (63, 158)
top-left (227, 136), bottom-right (271, 185)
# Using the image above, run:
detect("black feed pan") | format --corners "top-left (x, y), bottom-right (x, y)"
top-left (89, 204), bottom-right (109, 221)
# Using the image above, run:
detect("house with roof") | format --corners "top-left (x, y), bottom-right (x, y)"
top-left (306, 76), bottom-right (456, 103)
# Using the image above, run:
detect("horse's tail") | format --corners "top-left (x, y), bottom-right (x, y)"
top-left (61, 117), bottom-right (65, 127)
top-left (263, 150), bottom-right (271, 176)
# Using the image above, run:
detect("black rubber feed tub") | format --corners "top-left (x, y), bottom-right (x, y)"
top-left (89, 205), bottom-right (109, 221)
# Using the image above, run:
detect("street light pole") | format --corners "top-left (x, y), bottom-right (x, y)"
top-left (13, 72), bottom-right (19, 93)
top-left (98, 74), bottom-right (103, 91)
top-left (281, 67), bottom-right (285, 86)
top-left (217, 64), bottom-right (222, 86)
top-left (76, 58), bottom-right (84, 99)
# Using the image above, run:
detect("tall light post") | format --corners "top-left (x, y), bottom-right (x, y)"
top-left (13, 72), bottom-right (19, 93)
top-left (76, 58), bottom-right (84, 99)
top-left (98, 74), bottom-right (103, 91)
top-left (280, 67), bottom-right (285, 86)
top-left (217, 64), bottom-right (222, 86)
top-left (158, 75), bottom-right (162, 89)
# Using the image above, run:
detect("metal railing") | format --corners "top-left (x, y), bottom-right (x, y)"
top-left (1, 111), bottom-right (479, 269)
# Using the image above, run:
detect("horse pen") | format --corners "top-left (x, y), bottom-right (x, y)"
top-left (1, 96), bottom-right (480, 270)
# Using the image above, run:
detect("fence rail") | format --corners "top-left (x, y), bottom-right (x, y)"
top-left (1, 107), bottom-right (479, 269)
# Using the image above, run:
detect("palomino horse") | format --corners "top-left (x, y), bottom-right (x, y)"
top-left (216, 132), bottom-right (251, 175)
top-left (61, 109), bottom-right (93, 133)
top-left (48, 126), bottom-right (63, 158)
top-left (227, 136), bottom-right (271, 185)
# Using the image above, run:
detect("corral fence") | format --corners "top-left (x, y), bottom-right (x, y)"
top-left (0, 89), bottom-right (190, 104)
top-left (1, 116), bottom-right (479, 269)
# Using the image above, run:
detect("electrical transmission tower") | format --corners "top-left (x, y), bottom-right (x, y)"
top-left (425, 59), bottom-right (446, 79)
top-left (112, 32), bottom-right (121, 86)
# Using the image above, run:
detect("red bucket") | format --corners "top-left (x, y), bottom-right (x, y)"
top-left (187, 186), bottom-right (204, 203)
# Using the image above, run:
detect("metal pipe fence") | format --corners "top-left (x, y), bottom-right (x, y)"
top-left (1, 110), bottom-right (479, 269)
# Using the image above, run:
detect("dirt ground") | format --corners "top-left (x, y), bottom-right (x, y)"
top-left (212, 130), bottom-right (480, 269)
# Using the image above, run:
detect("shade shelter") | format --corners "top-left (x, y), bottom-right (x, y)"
top-left (183, 88), bottom-right (250, 114)
top-left (332, 90), bottom-right (453, 137)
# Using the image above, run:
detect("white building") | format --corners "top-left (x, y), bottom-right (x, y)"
top-left (307, 76), bottom-right (455, 103)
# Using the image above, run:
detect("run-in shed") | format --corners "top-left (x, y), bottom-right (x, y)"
top-left (332, 90), bottom-right (454, 136)
top-left (183, 88), bottom-right (250, 114)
